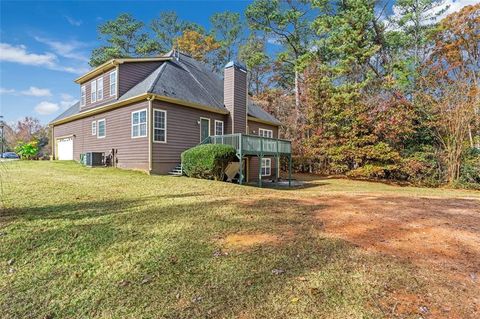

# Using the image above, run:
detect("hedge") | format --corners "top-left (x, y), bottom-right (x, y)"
top-left (181, 144), bottom-right (237, 180)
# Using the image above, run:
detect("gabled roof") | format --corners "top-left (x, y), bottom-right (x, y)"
top-left (53, 51), bottom-right (281, 126)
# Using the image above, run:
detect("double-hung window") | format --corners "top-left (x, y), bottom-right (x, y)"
top-left (214, 120), bottom-right (224, 136)
top-left (97, 119), bottom-right (106, 138)
top-left (261, 158), bottom-right (271, 176)
top-left (91, 81), bottom-right (97, 103)
top-left (97, 77), bottom-right (103, 101)
top-left (259, 128), bottom-right (273, 138)
top-left (132, 109), bottom-right (147, 138)
top-left (153, 109), bottom-right (167, 142)
top-left (109, 71), bottom-right (117, 97)
top-left (91, 121), bottom-right (96, 136)
top-left (81, 86), bottom-right (86, 107)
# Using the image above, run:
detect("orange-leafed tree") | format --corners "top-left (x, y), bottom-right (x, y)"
top-left (176, 30), bottom-right (221, 65)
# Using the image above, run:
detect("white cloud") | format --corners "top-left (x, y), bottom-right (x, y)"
top-left (35, 101), bottom-right (59, 115)
top-left (21, 86), bottom-right (52, 97)
top-left (0, 42), bottom-right (89, 74)
top-left (0, 42), bottom-right (56, 67)
top-left (436, 0), bottom-right (478, 20)
top-left (65, 15), bottom-right (82, 26)
top-left (0, 87), bottom-right (15, 95)
top-left (34, 36), bottom-right (89, 62)
top-left (59, 93), bottom-right (78, 110)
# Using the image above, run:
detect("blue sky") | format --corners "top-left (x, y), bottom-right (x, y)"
top-left (0, 0), bottom-right (473, 125)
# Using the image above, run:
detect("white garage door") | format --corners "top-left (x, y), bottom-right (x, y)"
top-left (57, 137), bottom-right (73, 160)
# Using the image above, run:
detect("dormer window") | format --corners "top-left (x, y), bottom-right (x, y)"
top-left (109, 71), bottom-right (117, 97)
top-left (97, 77), bottom-right (103, 101)
top-left (91, 81), bottom-right (97, 103)
top-left (80, 86), bottom-right (86, 107)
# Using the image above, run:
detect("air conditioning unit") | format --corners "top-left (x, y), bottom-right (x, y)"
top-left (84, 152), bottom-right (104, 167)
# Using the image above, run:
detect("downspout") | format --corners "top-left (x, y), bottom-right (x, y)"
top-left (51, 125), bottom-right (55, 160)
top-left (147, 95), bottom-right (154, 174)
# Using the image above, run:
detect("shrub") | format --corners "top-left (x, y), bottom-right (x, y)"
top-left (181, 144), bottom-right (237, 180)
top-left (458, 148), bottom-right (480, 189)
top-left (15, 140), bottom-right (39, 160)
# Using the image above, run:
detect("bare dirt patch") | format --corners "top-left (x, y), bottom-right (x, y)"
top-left (310, 194), bottom-right (480, 318)
top-left (220, 233), bottom-right (281, 250)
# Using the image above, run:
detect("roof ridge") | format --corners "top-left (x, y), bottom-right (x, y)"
top-left (147, 63), bottom-right (167, 93)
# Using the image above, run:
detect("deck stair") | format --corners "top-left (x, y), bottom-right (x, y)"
top-left (168, 164), bottom-right (183, 176)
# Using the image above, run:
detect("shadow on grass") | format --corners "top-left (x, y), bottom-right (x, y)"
top-left (5, 194), bottom-right (477, 318)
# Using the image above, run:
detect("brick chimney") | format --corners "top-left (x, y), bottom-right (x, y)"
top-left (224, 61), bottom-right (247, 134)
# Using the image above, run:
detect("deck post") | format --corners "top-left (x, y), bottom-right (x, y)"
top-left (239, 134), bottom-right (243, 185)
top-left (288, 154), bottom-right (292, 187)
top-left (258, 138), bottom-right (263, 187)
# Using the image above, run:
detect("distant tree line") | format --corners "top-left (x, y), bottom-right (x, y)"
top-left (1, 117), bottom-right (49, 159)
top-left (85, 1), bottom-right (479, 188)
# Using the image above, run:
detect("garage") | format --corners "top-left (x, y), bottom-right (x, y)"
top-left (57, 137), bottom-right (73, 160)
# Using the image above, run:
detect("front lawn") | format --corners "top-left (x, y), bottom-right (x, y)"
top-left (1, 161), bottom-right (479, 318)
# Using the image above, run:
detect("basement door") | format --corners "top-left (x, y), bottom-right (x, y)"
top-left (57, 137), bottom-right (73, 160)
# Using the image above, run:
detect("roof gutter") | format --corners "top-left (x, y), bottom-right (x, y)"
top-left (50, 93), bottom-right (229, 127)
top-left (247, 115), bottom-right (281, 127)
top-left (74, 57), bottom-right (173, 84)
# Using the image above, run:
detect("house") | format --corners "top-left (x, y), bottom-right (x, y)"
top-left (50, 51), bottom-right (291, 184)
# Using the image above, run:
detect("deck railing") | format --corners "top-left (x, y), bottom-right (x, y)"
top-left (204, 133), bottom-right (291, 156)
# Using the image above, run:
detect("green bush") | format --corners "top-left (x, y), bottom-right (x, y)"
top-left (15, 140), bottom-right (40, 160)
top-left (458, 148), bottom-right (480, 190)
top-left (181, 144), bottom-right (237, 180)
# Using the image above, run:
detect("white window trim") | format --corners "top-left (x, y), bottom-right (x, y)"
top-left (214, 120), bottom-right (224, 136)
top-left (153, 109), bottom-right (167, 143)
top-left (91, 81), bottom-right (97, 103)
top-left (97, 77), bottom-right (103, 101)
top-left (97, 119), bottom-right (106, 139)
top-left (131, 109), bottom-right (148, 139)
top-left (259, 128), bottom-right (273, 138)
top-left (109, 70), bottom-right (117, 97)
top-left (261, 158), bottom-right (271, 176)
top-left (199, 117), bottom-right (211, 142)
top-left (80, 86), bottom-right (86, 107)
top-left (91, 121), bottom-right (96, 136)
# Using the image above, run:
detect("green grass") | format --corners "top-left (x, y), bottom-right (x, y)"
top-left (0, 161), bottom-right (477, 318)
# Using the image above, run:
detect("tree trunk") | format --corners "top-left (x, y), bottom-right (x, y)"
top-left (294, 70), bottom-right (301, 126)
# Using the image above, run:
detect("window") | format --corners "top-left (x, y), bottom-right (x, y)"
top-left (261, 158), bottom-right (271, 176)
top-left (109, 71), bottom-right (117, 97)
top-left (91, 81), bottom-right (97, 103)
top-left (91, 121), bottom-right (96, 136)
top-left (153, 109), bottom-right (167, 142)
top-left (97, 77), bottom-right (103, 101)
top-left (259, 128), bottom-right (273, 138)
top-left (214, 120), bottom-right (224, 136)
top-left (97, 119), bottom-right (106, 138)
top-left (81, 86), bottom-right (86, 107)
top-left (132, 109), bottom-right (147, 138)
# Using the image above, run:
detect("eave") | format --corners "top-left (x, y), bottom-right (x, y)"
top-left (247, 116), bottom-right (281, 127)
top-left (74, 57), bottom-right (172, 84)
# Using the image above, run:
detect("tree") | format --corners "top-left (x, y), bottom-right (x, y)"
top-left (246, 0), bottom-right (314, 126)
top-left (210, 12), bottom-right (244, 67)
top-left (176, 29), bottom-right (221, 66)
top-left (238, 34), bottom-right (270, 94)
top-left (418, 4), bottom-right (480, 184)
top-left (90, 14), bottom-right (160, 67)
top-left (151, 11), bottom-right (202, 53)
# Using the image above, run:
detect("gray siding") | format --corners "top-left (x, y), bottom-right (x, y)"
top-left (151, 100), bottom-right (228, 173)
top-left (53, 100), bottom-right (150, 171)
top-left (118, 61), bottom-right (162, 97)
top-left (246, 120), bottom-right (279, 182)
top-left (224, 66), bottom-right (247, 134)
top-left (81, 66), bottom-right (117, 111)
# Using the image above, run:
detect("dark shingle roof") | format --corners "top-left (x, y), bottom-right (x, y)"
top-left (51, 52), bottom-right (281, 126)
